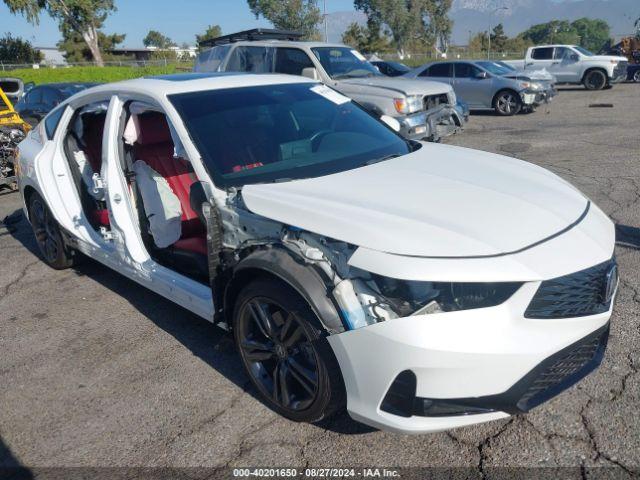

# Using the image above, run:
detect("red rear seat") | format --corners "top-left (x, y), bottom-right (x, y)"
top-left (81, 113), bottom-right (110, 227)
top-left (133, 112), bottom-right (207, 255)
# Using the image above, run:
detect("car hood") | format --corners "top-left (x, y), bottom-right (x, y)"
top-left (241, 143), bottom-right (589, 258)
top-left (336, 76), bottom-right (452, 96)
top-left (589, 55), bottom-right (627, 62)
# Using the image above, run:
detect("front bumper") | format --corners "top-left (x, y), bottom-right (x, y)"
top-left (328, 280), bottom-right (615, 434)
top-left (611, 62), bottom-right (629, 83)
top-left (398, 104), bottom-right (466, 142)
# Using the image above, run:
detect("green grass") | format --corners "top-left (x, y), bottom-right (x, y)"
top-left (3, 65), bottom-right (188, 85)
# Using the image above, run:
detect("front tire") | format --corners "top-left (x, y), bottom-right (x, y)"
top-left (633, 70), bottom-right (640, 83)
top-left (583, 69), bottom-right (607, 90)
top-left (493, 90), bottom-right (522, 116)
top-left (28, 193), bottom-right (75, 269)
top-left (233, 278), bottom-right (345, 423)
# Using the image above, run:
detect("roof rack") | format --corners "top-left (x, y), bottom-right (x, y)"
top-left (199, 28), bottom-right (304, 47)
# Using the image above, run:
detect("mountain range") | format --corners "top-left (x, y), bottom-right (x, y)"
top-left (325, 0), bottom-right (638, 45)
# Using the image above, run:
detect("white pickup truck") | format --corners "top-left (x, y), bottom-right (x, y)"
top-left (504, 45), bottom-right (628, 90)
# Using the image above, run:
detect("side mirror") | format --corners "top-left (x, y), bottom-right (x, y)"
top-left (302, 67), bottom-right (320, 80)
top-left (570, 54), bottom-right (579, 61)
top-left (380, 115), bottom-right (401, 132)
top-left (475, 71), bottom-right (488, 79)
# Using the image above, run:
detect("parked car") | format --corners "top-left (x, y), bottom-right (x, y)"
top-left (194, 29), bottom-right (465, 142)
top-left (0, 77), bottom-right (25, 105)
top-left (405, 60), bottom-right (542, 115)
top-left (15, 82), bottom-right (98, 126)
top-left (371, 60), bottom-right (411, 77)
top-left (475, 60), bottom-right (557, 106)
top-left (18, 72), bottom-right (617, 434)
top-left (503, 45), bottom-right (628, 90)
top-left (626, 64), bottom-right (640, 83)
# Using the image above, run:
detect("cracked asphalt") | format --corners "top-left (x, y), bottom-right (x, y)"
top-left (0, 83), bottom-right (639, 478)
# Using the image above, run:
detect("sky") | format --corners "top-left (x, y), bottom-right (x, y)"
top-left (0, 0), bottom-right (357, 48)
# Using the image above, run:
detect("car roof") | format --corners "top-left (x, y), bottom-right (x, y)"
top-left (69, 72), bottom-right (319, 100)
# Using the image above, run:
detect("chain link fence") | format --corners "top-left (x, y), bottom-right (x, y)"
top-left (0, 59), bottom-right (195, 71)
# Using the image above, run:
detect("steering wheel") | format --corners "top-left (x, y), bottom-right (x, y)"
top-left (310, 130), bottom-right (333, 152)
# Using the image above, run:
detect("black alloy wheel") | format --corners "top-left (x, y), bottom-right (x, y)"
top-left (233, 279), bottom-right (345, 422)
top-left (583, 70), bottom-right (607, 90)
top-left (29, 193), bottom-right (74, 269)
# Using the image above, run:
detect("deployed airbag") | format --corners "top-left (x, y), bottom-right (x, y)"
top-left (133, 160), bottom-right (182, 248)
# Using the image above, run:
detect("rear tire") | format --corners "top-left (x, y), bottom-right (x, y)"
top-left (583, 69), bottom-right (607, 90)
top-left (28, 193), bottom-right (75, 270)
top-left (233, 278), bottom-right (345, 423)
top-left (493, 90), bottom-right (522, 116)
top-left (633, 70), bottom-right (640, 83)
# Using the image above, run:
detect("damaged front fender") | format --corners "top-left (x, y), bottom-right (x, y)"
top-left (224, 247), bottom-right (346, 334)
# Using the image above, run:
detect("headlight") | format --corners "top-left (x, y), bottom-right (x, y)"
top-left (394, 95), bottom-right (423, 114)
top-left (334, 273), bottom-right (523, 330)
top-left (518, 81), bottom-right (531, 89)
top-left (373, 276), bottom-right (522, 315)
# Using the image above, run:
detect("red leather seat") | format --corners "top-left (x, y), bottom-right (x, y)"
top-left (133, 112), bottom-right (206, 255)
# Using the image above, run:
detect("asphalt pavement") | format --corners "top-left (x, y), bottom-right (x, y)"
top-left (0, 83), bottom-right (639, 478)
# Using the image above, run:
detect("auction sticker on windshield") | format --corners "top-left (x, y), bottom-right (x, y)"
top-left (310, 85), bottom-right (351, 105)
top-left (350, 49), bottom-right (367, 61)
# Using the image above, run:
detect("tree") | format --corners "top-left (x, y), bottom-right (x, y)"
top-left (520, 20), bottom-right (579, 46)
top-left (341, 21), bottom-right (391, 53)
top-left (196, 24), bottom-right (222, 46)
top-left (353, 0), bottom-right (453, 57)
top-left (0, 33), bottom-right (42, 64)
top-left (490, 23), bottom-right (508, 52)
top-left (247, 0), bottom-right (321, 40)
top-left (57, 24), bottom-right (124, 63)
top-left (571, 18), bottom-right (609, 52)
top-left (143, 30), bottom-right (175, 49)
top-left (3, 0), bottom-right (118, 66)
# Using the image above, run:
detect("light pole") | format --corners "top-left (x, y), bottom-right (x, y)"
top-left (323, 0), bottom-right (328, 42)
top-left (488, 6), bottom-right (509, 60)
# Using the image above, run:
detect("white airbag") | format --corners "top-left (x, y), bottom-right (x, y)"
top-left (133, 160), bottom-right (182, 248)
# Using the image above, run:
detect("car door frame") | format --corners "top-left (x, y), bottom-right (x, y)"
top-left (453, 62), bottom-right (493, 109)
top-left (102, 93), bottom-right (215, 321)
top-left (527, 47), bottom-right (554, 72)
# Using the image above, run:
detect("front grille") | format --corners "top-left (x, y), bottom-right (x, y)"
top-left (524, 259), bottom-right (616, 319)
top-left (516, 326), bottom-right (608, 411)
top-left (424, 93), bottom-right (449, 111)
top-left (614, 61), bottom-right (628, 78)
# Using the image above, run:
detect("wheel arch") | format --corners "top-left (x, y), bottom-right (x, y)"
top-left (222, 247), bottom-right (345, 335)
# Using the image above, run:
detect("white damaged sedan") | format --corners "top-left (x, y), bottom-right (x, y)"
top-left (17, 73), bottom-right (617, 434)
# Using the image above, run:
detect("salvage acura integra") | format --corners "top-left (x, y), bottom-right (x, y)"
top-left (17, 73), bottom-right (617, 433)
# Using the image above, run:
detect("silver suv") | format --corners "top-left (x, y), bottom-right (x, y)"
top-left (194, 29), bottom-right (466, 142)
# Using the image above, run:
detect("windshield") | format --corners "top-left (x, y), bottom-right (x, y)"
top-left (476, 61), bottom-right (514, 76)
top-left (169, 83), bottom-right (411, 188)
top-left (574, 46), bottom-right (594, 56)
top-left (311, 47), bottom-right (382, 79)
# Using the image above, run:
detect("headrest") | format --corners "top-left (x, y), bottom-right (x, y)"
top-left (135, 112), bottom-right (172, 146)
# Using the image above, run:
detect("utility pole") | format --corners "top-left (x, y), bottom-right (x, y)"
top-left (324, 0), bottom-right (328, 42)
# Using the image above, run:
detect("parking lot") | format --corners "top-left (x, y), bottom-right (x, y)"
top-left (1, 83), bottom-right (639, 477)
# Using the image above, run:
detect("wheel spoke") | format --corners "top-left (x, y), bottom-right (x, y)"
top-left (278, 313), bottom-right (293, 343)
top-left (241, 339), bottom-right (274, 362)
top-left (278, 361), bottom-right (291, 407)
top-left (248, 301), bottom-right (275, 340)
top-left (287, 357), bottom-right (317, 395)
